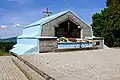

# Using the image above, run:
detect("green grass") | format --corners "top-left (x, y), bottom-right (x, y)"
top-left (0, 50), bottom-right (9, 56)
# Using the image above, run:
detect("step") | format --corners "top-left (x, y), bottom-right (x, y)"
top-left (55, 47), bottom-right (98, 52)
top-left (19, 54), bottom-right (78, 80)
top-left (12, 57), bottom-right (45, 80)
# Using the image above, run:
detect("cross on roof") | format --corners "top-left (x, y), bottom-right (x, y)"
top-left (43, 8), bottom-right (52, 17)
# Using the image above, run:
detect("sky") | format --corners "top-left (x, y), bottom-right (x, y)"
top-left (0, 0), bottom-right (106, 38)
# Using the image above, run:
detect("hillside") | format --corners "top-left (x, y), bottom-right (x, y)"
top-left (0, 37), bottom-right (17, 43)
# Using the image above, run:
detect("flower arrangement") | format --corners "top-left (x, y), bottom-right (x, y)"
top-left (58, 37), bottom-right (91, 43)
top-left (59, 37), bottom-right (67, 42)
top-left (68, 38), bottom-right (77, 42)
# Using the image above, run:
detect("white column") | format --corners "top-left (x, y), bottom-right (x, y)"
top-left (81, 28), bottom-right (83, 38)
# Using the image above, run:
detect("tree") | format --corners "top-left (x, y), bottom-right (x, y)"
top-left (91, 8), bottom-right (108, 37)
top-left (92, 0), bottom-right (120, 47)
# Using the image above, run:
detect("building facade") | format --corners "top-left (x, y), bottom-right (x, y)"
top-left (10, 10), bottom-right (106, 54)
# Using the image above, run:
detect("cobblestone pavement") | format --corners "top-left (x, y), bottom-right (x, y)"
top-left (0, 56), bottom-right (28, 80)
top-left (20, 49), bottom-right (120, 80)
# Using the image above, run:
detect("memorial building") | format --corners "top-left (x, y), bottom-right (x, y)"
top-left (10, 10), bottom-right (105, 54)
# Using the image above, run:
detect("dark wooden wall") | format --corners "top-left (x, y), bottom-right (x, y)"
top-left (39, 38), bottom-right (57, 53)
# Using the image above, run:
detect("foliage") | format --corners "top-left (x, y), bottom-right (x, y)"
top-left (0, 50), bottom-right (8, 56)
top-left (0, 42), bottom-right (16, 52)
top-left (91, 0), bottom-right (120, 47)
top-left (91, 8), bottom-right (108, 37)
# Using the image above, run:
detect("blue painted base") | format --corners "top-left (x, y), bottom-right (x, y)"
top-left (58, 42), bottom-right (92, 49)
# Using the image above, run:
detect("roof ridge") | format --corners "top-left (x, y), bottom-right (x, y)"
top-left (24, 10), bottom-right (70, 28)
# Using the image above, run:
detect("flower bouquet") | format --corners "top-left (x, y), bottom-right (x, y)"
top-left (68, 38), bottom-right (77, 42)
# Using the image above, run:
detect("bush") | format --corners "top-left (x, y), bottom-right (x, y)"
top-left (0, 42), bottom-right (16, 52)
top-left (0, 50), bottom-right (7, 56)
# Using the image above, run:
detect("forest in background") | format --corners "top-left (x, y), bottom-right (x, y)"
top-left (0, 42), bottom-right (15, 55)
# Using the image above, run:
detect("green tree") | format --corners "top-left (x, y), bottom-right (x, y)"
top-left (91, 8), bottom-right (108, 37)
top-left (92, 0), bottom-right (120, 47)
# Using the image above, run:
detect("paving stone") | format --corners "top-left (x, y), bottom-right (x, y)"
top-left (12, 57), bottom-right (45, 80)
top-left (0, 56), bottom-right (28, 80)
top-left (20, 49), bottom-right (120, 80)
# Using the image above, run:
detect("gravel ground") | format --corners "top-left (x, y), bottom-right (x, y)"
top-left (0, 56), bottom-right (28, 80)
top-left (20, 49), bottom-right (120, 80)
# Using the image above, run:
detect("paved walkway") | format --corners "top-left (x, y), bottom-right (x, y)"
top-left (20, 49), bottom-right (120, 80)
top-left (0, 56), bottom-right (28, 80)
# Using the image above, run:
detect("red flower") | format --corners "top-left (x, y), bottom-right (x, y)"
top-left (68, 38), bottom-right (77, 42)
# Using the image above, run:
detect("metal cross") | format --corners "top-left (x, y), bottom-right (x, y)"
top-left (43, 8), bottom-right (52, 17)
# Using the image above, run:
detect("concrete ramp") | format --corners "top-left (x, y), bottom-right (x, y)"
top-left (103, 45), bottom-right (110, 49)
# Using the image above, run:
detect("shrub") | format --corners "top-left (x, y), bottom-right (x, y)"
top-left (0, 42), bottom-right (16, 52)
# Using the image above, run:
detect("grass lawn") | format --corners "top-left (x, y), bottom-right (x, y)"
top-left (0, 50), bottom-right (12, 56)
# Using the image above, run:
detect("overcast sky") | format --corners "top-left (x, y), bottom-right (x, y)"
top-left (0, 0), bottom-right (106, 38)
